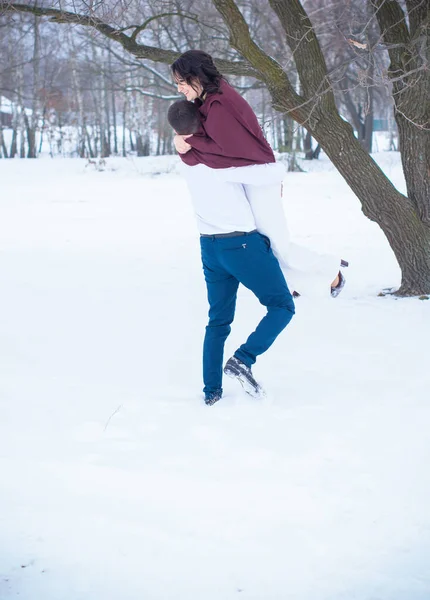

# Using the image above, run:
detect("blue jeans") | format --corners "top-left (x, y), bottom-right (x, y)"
top-left (200, 231), bottom-right (295, 395)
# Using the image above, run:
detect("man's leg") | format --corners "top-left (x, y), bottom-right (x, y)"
top-left (218, 232), bottom-right (295, 368)
top-left (201, 239), bottom-right (239, 397)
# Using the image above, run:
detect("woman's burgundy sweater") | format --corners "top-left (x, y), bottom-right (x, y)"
top-left (180, 79), bottom-right (275, 168)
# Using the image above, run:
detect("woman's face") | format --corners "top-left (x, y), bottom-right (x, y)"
top-left (174, 75), bottom-right (203, 101)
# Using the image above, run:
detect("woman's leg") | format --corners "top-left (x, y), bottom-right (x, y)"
top-left (245, 184), bottom-right (341, 297)
top-left (244, 183), bottom-right (291, 270)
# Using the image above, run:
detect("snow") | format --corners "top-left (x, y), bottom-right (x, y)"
top-left (0, 96), bottom-right (13, 115)
top-left (0, 153), bottom-right (429, 600)
top-left (0, 96), bottom-right (33, 116)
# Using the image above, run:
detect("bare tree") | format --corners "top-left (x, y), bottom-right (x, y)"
top-left (0, 0), bottom-right (429, 296)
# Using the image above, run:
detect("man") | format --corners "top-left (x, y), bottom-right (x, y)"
top-left (168, 101), bottom-right (295, 406)
top-left (170, 100), bottom-right (346, 298)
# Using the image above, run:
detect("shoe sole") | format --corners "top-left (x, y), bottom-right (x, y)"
top-left (224, 364), bottom-right (265, 398)
top-left (205, 396), bottom-right (222, 406)
top-left (331, 273), bottom-right (346, 298)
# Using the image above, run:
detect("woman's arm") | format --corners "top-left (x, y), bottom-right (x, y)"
top-left (178, 91), bottom-right (275, 167)
top-left (182, 100), bottom-right (275, 168)
top-left (186, 101), bottom-right (253, 159)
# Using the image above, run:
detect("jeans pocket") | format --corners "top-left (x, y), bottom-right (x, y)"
top-left (222, 244), bottom-right (248, 252)
top-left (260, 234), bottom-right (271, 251)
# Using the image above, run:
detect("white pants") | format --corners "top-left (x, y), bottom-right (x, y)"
top-left (244, 184), bottom-right (340, 297)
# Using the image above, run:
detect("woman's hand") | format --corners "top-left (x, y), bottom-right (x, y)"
top-left (174, 134), bottom-right (192, 154)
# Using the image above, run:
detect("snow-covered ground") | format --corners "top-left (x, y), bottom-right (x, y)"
top-left (0, 153), bottom-right (429, 600)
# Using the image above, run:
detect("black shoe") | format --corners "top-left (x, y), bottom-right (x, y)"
top-left (223, 356), bottom-right (264, 398)
top-left (205, 390), bottom-right (222, 406)
top-left (292, 290), bottom-right (301, 298)
top-left (340, 259), bottom-right (349, 268)
top-left (331, 270), bottom-right (346, 298)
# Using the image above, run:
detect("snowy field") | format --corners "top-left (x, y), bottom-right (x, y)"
top-left (1, 153), bottom-right (429, 600)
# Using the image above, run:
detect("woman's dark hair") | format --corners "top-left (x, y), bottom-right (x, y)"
top-left (167, 100), bottom-right (201, 135)
top-left (171, 50), bottom-right (224, 96)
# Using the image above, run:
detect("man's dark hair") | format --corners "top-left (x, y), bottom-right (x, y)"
top-left (167, 100), bottom-right (201, 135)
top-left (171, 50), bottom-right (224, 96)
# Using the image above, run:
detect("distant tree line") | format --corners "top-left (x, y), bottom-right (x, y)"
top-left (0, 0), bottom-right (395, 161)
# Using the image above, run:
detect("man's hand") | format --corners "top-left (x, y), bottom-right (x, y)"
top-left (174, 134), bottom-right (192, 154)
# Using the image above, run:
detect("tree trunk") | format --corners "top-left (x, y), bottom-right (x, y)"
top-left (9, 126), bottom-right (17, 158)
top-left (19, 125), bottom-right (26, 158)
top-left (101, 57), bottom-right (111, 157)
top-left (27, 13), bottom-right (41, 159)
top-left (57, 113), bottom-right (63, 157)
top-left (122, 101), bottom-right (127, 157)
top-left (275, 116), bottom-right (283, 152)
top-left (283, 116), bottom-right (293, 152)
top-left (311, 112), bottom-right (430, 295)
top-left (106, 42), bottom-right (118, 156)
top-left (17, 63), bottom-right (26, 158)
top-left (214, 0), bottom-right (430, 294)
top-left (304, 130), bottom-right (313, 159)
top-left (373, 0), bottom-right (430, 223)
top-left (79, 120), bottom-right (86, 158)
top-left (67, 22), bottom-right (86, 158)
top-left (363, 110), bottom-right (374, 154)
top-left (342, 91), bottom-right (373, 154)
top-left (111, 89), bottom-right (118, 155)
top-left (24, 111), bottom-right (37, 158)
top-left (85, 127), bottom-right (94, 158)
top-left (135, 132), bottom-right (144, 156)
top-left (38, 107), bottom-right (46, 154)
top-left (388, 113), bottom-right (397, 151)
top-left (396, 115), bottom-right (430, 225)
top-left (0, 128), bottom-right (8, 158)
top-left (362, 59), bottom-right (375, 154)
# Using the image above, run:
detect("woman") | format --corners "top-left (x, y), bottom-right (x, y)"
top-left (171, 50), bottom-right (276, 168)
top-left (171, 50), bottom-right (345, 296)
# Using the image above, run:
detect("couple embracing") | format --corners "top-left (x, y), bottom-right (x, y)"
top-left (168, 50), bottom-right (345, 406)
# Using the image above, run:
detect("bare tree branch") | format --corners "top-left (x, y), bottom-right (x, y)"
top-left (0, 1), bottom-right (263, 79)
top-left (405, 0), bottom-right (429, 37)
top-left (370, 0), bottom-right (410, 75)
top-left (128, 12), bottom-right (198, 43)
top-left (211, 0), bottom-right (305, 121)
top-left (124, 88), bottom-right (181, 100)
top-left (268, 0), bottom-right (337, 112)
